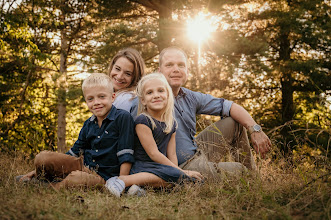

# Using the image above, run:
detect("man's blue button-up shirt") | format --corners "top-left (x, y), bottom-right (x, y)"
top-left (67, 106), bottom-right (135, 181)
top-left (131, 87), bottom-right (233, 165)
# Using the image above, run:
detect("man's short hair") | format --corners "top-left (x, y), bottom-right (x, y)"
top-left (82, 73), bottom-right (114, 96)
top-left (159, 46), bottom-right (188, 67)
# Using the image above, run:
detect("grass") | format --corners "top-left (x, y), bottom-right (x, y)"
top-left (0, 150), bottom-right (330, 220)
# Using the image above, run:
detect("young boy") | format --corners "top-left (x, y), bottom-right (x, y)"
top-left (17, 73), bottom-right (135, 190)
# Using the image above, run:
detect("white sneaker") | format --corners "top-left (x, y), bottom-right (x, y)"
top-left (105, 176), bottom-right (125, 198)
top-left (127, 184), bottom-right (146, 197)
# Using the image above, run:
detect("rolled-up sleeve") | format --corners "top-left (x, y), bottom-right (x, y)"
top-left (116, 113), bottom-right (135, 165)
top-left (189, 89), bottom-right (233, 117)
top-left (222, 100), bottom-right (233, 117)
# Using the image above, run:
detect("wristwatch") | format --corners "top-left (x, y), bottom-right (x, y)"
top-left (248, 124), bottom-right (262, 135)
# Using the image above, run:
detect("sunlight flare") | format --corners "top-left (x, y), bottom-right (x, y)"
top-left (186, 12), bottom-right (219, 69)
top-left (186, 12), bottom-right (218, 43)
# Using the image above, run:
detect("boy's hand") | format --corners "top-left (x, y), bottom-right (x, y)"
top-left (183, 170), bottom-right (203, 181)
top-left (19, 170), bottom-right (36, 182)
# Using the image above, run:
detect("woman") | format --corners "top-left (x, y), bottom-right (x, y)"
top-left (108, 48), bottom-right (145, 112)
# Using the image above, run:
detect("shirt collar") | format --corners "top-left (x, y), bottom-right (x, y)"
top-left (89, 105), bottom-right (117, 122)
top-left (178, 87), bottom-right (186, 97)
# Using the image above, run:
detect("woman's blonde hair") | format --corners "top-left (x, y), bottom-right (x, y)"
top-left (108, 48), bottom-right (145, 92)
top-left (136, 73), bottom-right (175, 134)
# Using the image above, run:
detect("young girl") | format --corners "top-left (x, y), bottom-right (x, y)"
top-left (108, 48), bottom-right (145, 112)
top-left (105, 73), bottom-right (203, 197)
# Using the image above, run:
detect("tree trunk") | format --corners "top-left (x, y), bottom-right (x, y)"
top-left (57, 27), bottom-right (68, 153)
top-left (157, 0), bottom-right (172, 52)
top-left (279, 30), bottom-right (294, 154)
top-left (279, 31), bottom-right (294, 124)
top-left (281, 71), bottom-right (294, 124)
top-left (135, 0), bottom-right (173, 52)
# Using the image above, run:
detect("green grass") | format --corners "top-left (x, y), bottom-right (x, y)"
top-left (1, 151), bottom-right (330, 220)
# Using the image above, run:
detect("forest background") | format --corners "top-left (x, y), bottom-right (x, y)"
top-left (0, 0), bottom-right (330, 219)
top-left (1, 0), bottom-right (330, 157)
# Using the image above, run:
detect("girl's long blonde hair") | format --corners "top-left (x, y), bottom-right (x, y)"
top-left (136, 73), bottom-right (175, 134)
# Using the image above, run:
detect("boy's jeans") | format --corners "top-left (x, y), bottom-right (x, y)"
top-left (34, 151), bottom-right (105, 188)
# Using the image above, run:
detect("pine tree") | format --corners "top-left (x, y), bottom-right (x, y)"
top-left (208, 0), bottom-right (330, 153)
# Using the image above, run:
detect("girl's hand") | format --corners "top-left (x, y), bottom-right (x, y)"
top-left (183, 170), bottom-right (203, 181)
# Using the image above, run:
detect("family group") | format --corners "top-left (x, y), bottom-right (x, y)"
top-left (17, 47), bottom-right (271, 197)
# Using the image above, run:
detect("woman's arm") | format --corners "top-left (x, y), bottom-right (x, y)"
top-left (166, 132), bottom-right (178, 166)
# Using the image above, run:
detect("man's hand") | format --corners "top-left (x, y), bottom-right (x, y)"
top-left (250, 131), bottom-right (271, 158)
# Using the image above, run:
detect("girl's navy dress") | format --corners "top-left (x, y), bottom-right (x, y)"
top-left (130, 114), bottom-right (189, 183)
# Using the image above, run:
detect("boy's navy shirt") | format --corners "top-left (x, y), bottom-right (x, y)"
top-left (66, 106), bottom-right (135, 181)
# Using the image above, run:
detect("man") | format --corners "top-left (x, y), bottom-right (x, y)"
top-left (159, 47), bottom-right (271, 174)
top-left (133, 47), bottom-right (271, 176)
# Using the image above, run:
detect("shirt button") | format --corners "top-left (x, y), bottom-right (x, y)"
top-left (96, 149), bottom-right (98, 152)
top-left (97, 136), bottom-right (100, 138)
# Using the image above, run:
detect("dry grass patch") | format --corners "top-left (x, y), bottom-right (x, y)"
top-left (0, 151), bottom-right (329, 219)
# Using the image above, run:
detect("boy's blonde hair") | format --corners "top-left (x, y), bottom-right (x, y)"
top-left (136, 73), bottom-right (175, 134)
top-left (82, 73), bottom-right (114, 96)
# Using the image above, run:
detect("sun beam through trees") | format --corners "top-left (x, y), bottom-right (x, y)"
top-left (0, 1), bottom-right (330, 218)
top-left (0, 0), bottom-right (330, 158)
